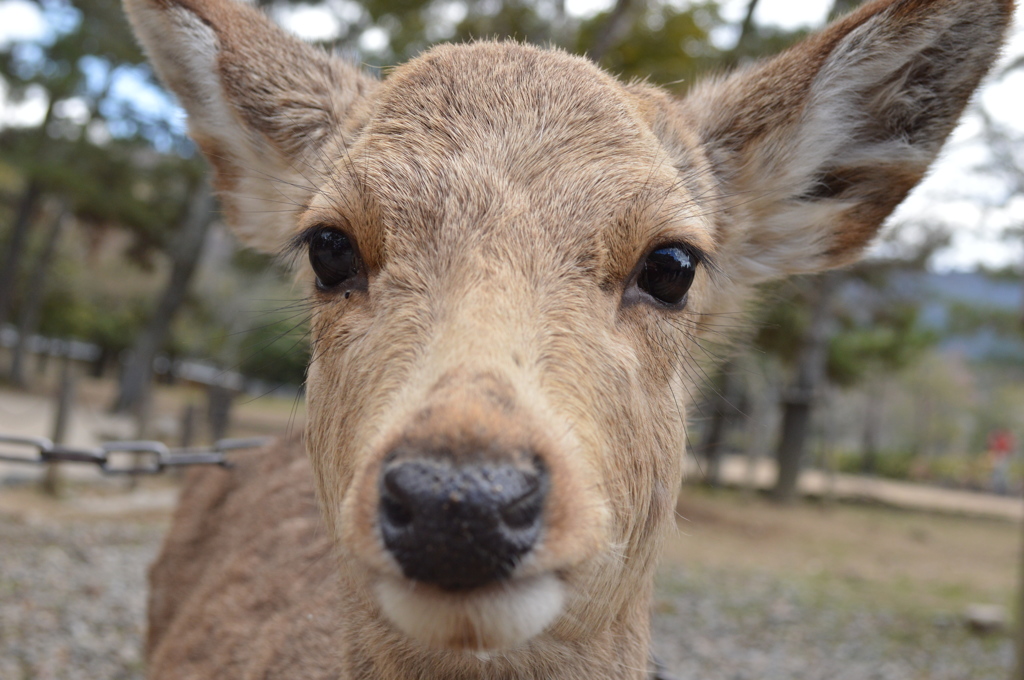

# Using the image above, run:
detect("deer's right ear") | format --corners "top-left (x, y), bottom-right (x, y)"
top-left (664, 0), bottom-right (1013, 282)
top-left (124, 0), bottom-right (377, 252)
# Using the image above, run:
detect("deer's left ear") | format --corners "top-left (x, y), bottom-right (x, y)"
top-left (669, 0), bottom-right (1014, 281)
top-left (124, 0), bottom-right (379, 253)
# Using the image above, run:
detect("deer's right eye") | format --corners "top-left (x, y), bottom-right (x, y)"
top-left (636, 244), bottom-right (697, 306)
top-left (308, 228), bottom-right (359, 291)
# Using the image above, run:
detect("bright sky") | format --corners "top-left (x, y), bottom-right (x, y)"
top-left (1, 0), bottom-right (1022, 271)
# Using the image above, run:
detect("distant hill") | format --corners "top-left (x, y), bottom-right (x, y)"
top-left (892, 271), bottom-right (1024, 362)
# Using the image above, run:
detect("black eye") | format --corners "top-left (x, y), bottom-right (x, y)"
top-left (637, 245), bottom-right (697, 306)
top-left (308, 228), bottom-right (359, 290)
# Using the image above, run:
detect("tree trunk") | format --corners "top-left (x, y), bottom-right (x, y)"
top-left (112, 179), bottom-right (215, 414)
top-left (0, 97), bottom-right (58, 331)
top-left (829, 0), bottom-right (865, 20)
top-left (0, 180), bottom-right (43, 331)
top-left (41, 352), bottom-right (76, 497)
top-left (550, 0), bottom-right (571, 49)
top-left (774, 401), bottom-right (813, 501)
top-left (861, 380), bottom-right (885, 474)
top-left (820, 388), bottom-right (838, 504)
top-left (589, 0), bottom-right (634, 63)
top-left (699, 361), bottom-right (736, 486)
top-left (742, 357), bottom-right (771, 496)
top-left (771, 273), bottom-right (840, 503)
top-left (725, 0), bottom-right (762, 67)
top-left (9, 203), bottom-right (70, 386)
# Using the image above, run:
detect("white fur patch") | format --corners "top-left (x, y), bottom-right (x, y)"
top-left (127, 0), bottom-right (309, 253)
top-left (375, 574), bottom-right (565, 651)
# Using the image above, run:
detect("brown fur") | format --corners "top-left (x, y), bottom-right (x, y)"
top-left (124, 0), bottom-right (1014, 677)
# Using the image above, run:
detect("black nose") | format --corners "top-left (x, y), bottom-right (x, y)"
top-left (378, 457), bottom-right (548, 591)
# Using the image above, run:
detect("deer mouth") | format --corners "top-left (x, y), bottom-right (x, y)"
top-left (336, 393), bottom-right (610, 652)
top-left (374, 571), bottom-right (566, 651)
top-left (368, 455), bottom-right (565, 650)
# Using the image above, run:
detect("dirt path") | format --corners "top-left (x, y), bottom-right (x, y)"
top-left (1, 484), bottom-right (1014, 680)
top-left (2, 382), bottom-right (1018, 520)
top-left (692, 455), bottom-right (1024, 520)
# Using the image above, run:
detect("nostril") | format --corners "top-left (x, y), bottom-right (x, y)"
top-left (381, 493), bottom-right (414, 528)
top-left (498, 471), bottom-right (545, 530)
top-left (380, 467), bottom-right (415, 528)
top-left (500, 484), bottom-right (543, 529)
top-left (378, 457), bottom-right (549, 590)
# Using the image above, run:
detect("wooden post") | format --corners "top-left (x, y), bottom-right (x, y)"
top-left (126, 386), bottom-right (154, 491)
top-left (41, 350), bottom-right (75, 497)
top-left (180, 401), bottom-right (199, 449)
top-left (207, 384), bottom-right (234, 441)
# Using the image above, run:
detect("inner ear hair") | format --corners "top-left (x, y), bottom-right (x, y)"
top-left (674, 0), bottom-right (1014, 277)
top-left (124, 0), bottom-right (378, 254)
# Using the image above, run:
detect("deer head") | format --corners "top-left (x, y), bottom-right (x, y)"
top-left (125, 0), bottom-right (1012, 672)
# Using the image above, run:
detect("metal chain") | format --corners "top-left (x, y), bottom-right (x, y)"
top-left (0, 434), bottom-right (272, 475)
top-left (0, 431), bottom-right (684, 678)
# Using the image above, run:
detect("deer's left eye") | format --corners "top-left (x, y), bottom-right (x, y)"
top-left (637, 245), bottom-right (697, 306)
top-left (308, 227), bottom-right (359, 290)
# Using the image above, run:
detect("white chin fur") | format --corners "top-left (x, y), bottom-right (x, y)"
top-left (375, 574), bottom-right (565, 651)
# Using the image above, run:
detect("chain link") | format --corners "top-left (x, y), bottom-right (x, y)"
top-left (0, 434), bottom-right (271, 475)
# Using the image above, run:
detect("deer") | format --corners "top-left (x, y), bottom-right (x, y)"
top-left (123, 0), bottom-right (1013, 677)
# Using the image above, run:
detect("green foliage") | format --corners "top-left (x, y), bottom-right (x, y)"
top-left (231, 248), bottom-right (292, 277)
top-left (828, 303), bottom-right (937, 387)
top-left (834, 449), bottom-right (916, 480)
top-left (1, 129), bottom-right (202, 252)
top-left (285, 0), bottom-right (789, 90)
top-left (967, 379), bottom-right (1024, 452)
top-left (753, 282), bottom-right (811, 365)
top-left (577, 3), bottom-right (725, 87)
top-left (1, 0), bottom-right (198, 252)
top-left (946, 300), bottom-right (1023, 338)
top-left (237, 317), bottom-right (311, 386)
top-left (37, 286), bottom-right (150, 354)
top-left (831, 449), bottom-right (1021, 491)
top-left (754, 271), bottom-right (937, 390)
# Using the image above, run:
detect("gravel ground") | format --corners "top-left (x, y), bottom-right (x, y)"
top-left (0, 511), bottom-right (1012, 680)
top-left (0, 515), bottom-right (160, 680)
top-left (651, 569), bottom-right (1013, 680)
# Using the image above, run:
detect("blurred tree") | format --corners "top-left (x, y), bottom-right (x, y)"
top-left (762, 272), bottom-right (842, 502)
top-left (828, 0), bottom-right (863, 20)
top-left (588, 0), bottom-right (636, 63)
top-left (976, 109), bottom-right (1024, 331)
top-left (264, 0), bottom-right (740, 91)
top-left (756, 0), bottom-right (869, 500)
top-left (756, 253), bottom-right (938, 499)
top-left (901, 351), bottom-right (976, 459)
top-left (677, 0), bottom-right (809, 482)
top-left (112, 178), bottom-right (215, 414)
top-left (694, 358), bottom-right (739, 487)
top-left (579, 1), bottom-right (727, 86)
top-left (0, 1), bottom-right (186, 286)
top-left (0, 0), bottom-right (199, 388)
top-left (237, 315), bottom-right (313, 387)
top-left (7, 199), bottom-right (69, 385)
top-left (828, 295), bottom-right (936, 473)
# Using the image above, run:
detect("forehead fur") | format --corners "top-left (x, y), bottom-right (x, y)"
top-left (370, 41), bottom-right (651, 151)
top-left (328, 42), bottom-right (702, 274)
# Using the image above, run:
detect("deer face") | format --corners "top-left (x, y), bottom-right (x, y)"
top-left (126, 0), bottom-right (1012, 657)
top-left (298, 44), bottom-right (720, 649)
